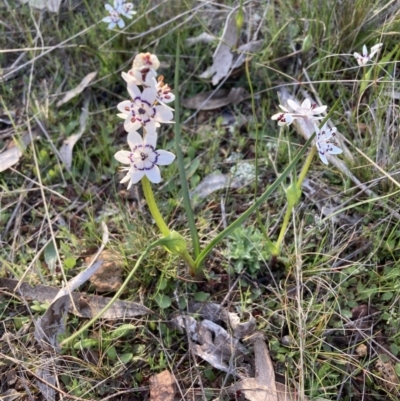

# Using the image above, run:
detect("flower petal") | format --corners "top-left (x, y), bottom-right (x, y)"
top-left (105, 3), bottom-right (114, 11)
top-left (144, 131), bottom-right (157, 148)
top-left (327, 145), bottom-right (342, 155)
top-left (102, 16), bottom-right (112, 22)
top-left (124, 118), bottom-right (141, 133)
top-left (156, 150), bottom-right (176, 166)
top-left (144, 121), bottom-right (157, 135)
top-left (130, 169), bottom-right (145, 184)
top-left (127, 83), bottom-right (141, 100)
top-left (120, 172), bottom-right (131, 183)
top-left (278, 105), bottom-right (290, 112)
top-left (311, 105), bottom-right (327, 114)
top-left (117, 100), bottom-right (132, 114)
top-left (127, 131), bottom-right (143, 148)
top-left (287, 99), bottom-right (300, 112)
top-left (362, 44), bottom-right (368, 57)
top-left (155, 105), bottom-right (173, 122)
top-left (301, 98), bottom-right (311, 110)
top-left (117, 19), bottom-right (125, 28)
top-left (318, 151), bottom-right (329, 165)
top-left (145, 165), bottom-right (162, 183)
top-left (114, 150), bottom-right (132, 164)
top-left (141, 87), bottom-right (157, 105)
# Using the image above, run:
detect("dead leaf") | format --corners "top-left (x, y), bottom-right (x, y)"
top-left (34, 295), bottom-right (70, 401)
top-left (0, 132), bottom-right (34, 173)
top-left (18, 0), bottom-right (62, 13)
top-left (182, 87), bottom-right (248, 110)
top-left (34, 295), bottom-right (70, 350)
top-left (231, 40), bottom-right (264, 69)
top-left (0, 278), bottom-right (152, 319)
top-left (185, 32), bottom-right (215, 47)
top-left (149, 370), bottom-right (176, 401)
top-left (199, 11), bottom-right (238, 85)
top-left (230, 332), bottom-right (304, 401)
top-left (171, 315), bottom-right (249, 378)
top-left (56, 71), bottom-right (97, 107)
top-left (59, 98), bottom-right (89, 169)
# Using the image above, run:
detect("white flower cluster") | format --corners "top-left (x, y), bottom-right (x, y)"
top-left (271, 99), bottom-right (342, 165)
top-left (102, 0), bottom-right (136, 30)
top-left (114, 53), bottom-right (176, 187)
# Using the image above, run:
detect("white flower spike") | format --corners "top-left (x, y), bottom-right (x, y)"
top-left (353, 43), bottom-right (383, 67)
top-left (315, 124), bottom-right (343, 165)
top-left (116, 0), bottom-right (136, 18)
top-left (117, 83), bottom-right (174, 134)
top-left (114, 131), bottom-right (176, 187)
top-left (102, 2), bottom-right (125, 29)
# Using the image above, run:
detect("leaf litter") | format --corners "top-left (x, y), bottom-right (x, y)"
top-left (170, 302), bottom-right (304, 401)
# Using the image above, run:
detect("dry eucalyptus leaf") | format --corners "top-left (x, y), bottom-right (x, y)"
top-left (149, 370), bottom-right (176, 401)
top-left (190, 173), bottom-right (240, 200)
top-left (182, 87), bottom-right (248, 110)
top-left (56, 71), bottom-right (97, 107)
top-left (18, 0), bottom-right (62, 12)
top-left (0, 132), bottom-right (34, 172)
top-left (230, 332), bottom-right (305, 401)
top-left (36, 358), bottom-right (57, 401)
top-left (185, 32), bottom-right (215, 47)
top-left (34, 294), bottom-right (70, 350)
top-left (199, 11), bottom-right (238, 85)
top-left (59, 99), bottom-right (89, 169)
top-left (0, 278), bottom-right (152, 319)
top-left (171, 315), bottom-right (249, 378)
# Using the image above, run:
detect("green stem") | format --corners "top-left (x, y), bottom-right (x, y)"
top-left (174, 35), bottom-right (201, 259)
top-left (194, 134), bottom-right (315, 268)
top-left (275, 146), bottom-right (316, 253)
top-left (141, 176), bottom-right (170, 237)
top-left (141, 177), bottom-right (198, 276)
top-left (60, 237), bottom-right (164, 347)
top-left (297, 145), bottom-right (316, 189)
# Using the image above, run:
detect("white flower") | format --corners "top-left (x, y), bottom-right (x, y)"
top-left (116, 0), bottom-right (136, 18)
top-left (114, 131), bottom-right (176, 187)
top-left (286, 98), bottom-right (327, 119)
top-left (271, 99), bottom-right (327, 126)
top-left (121, 53), bottom-right (161, 87)
top-left (102, 2), bottom-right (125, 29)
top-left (121, 69), bottom-right (156, 88)
top-left (133, 53), bottom-right (160, 74)
top-left (155, 75), bottom-right (175, 104)
top-left (117, 83), bottom-right (174, 134)
top-left (271, 106), bottom-right (294, 126)
top-left (315, 124), bottom-right (342, 165)
top-left (353, 43), bottom-right (383, 67)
